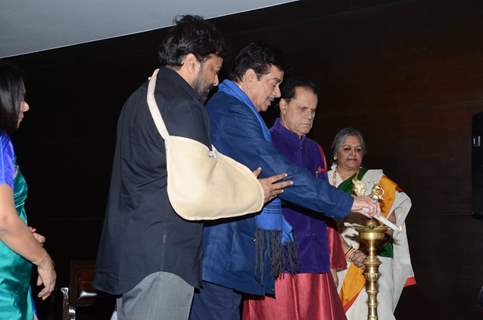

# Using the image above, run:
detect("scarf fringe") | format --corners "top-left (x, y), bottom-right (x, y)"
top-left (255, 229), bottom-right (297, 284)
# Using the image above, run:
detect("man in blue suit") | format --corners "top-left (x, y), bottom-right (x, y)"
top-left (189, 43), bottom-right (378, 320)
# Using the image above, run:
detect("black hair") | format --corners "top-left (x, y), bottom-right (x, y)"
top-left (158, 15), bottom-right (227, 67)
top-left (230, 42), bottom-right (285, 82)
top-left (0, 62), bottom-right (24, 134)
top-left (281, 78), bottom-right (318, 102)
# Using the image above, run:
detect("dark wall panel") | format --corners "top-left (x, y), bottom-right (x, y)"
top-left (473, 112), bottom-right (483, 216)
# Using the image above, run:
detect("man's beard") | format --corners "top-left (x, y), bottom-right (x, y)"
top-left (193, 77), bottom-right (212, 102)
top-left (197, 86), bottom-right (211, 102)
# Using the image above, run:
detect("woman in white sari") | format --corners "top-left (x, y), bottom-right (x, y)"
top-left (327, 128), bottom-right (415, 320)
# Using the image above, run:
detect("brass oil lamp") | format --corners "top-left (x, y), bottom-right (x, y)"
top-left (352, 179), bottom-right (389, 320)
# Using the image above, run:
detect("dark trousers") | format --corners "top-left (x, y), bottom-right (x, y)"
top-left (189, 281), bottom-right (242, 320)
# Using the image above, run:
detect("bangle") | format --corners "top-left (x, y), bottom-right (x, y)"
top-left (344, 247), bottom-right (355, 259)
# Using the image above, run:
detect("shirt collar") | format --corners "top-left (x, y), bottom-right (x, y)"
top-left (157, 67), bottom-right (203, 103)
top-left (272, 118), bottom-right (306, 146)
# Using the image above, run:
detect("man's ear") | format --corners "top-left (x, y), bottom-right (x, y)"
top-left (279, 98), bottom-right (288, 115)
top-left (243, 68), bottom-right (258, 83)
top-left (180, 53), bottom-right (201, 76)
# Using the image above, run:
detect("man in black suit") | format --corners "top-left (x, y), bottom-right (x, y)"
top-left (93, 15), bottom-right (288, 320)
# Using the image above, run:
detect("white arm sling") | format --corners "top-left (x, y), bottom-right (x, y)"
top-left (146, 69), bottom-right (264, 220)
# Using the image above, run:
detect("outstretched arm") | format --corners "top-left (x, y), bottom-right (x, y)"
top-left (211, 104), bottom-right (378, 219)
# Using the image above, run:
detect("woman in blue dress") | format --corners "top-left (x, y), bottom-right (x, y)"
top-left (0, 62), bottom-right (56, 319)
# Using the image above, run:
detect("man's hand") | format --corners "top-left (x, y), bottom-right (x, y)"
top-left (351, 196), bottom-right (380, 217)
top-left (253, 168), bottom-right (293, 203)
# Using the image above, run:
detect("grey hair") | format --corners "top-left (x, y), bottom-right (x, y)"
top-left (330, 127), bottom-right (367, 162)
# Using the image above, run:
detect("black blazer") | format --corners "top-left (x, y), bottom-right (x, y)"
top-left (93, 67), bottom-right (210, 295)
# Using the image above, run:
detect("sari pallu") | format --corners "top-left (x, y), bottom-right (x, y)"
top-left (328, 167), bottom-right (415, 320)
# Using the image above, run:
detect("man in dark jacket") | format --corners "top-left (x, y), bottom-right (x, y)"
top-left (189, 43), bottom-right (379, 320)
top-left (93, 16), bottom-right (289, 320)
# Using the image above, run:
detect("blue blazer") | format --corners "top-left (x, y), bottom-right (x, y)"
top-left (201, 91), bottom-right (353, 295)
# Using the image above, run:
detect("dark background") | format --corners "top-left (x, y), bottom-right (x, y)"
top-left (5, 0), bottom-right (483, 318)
